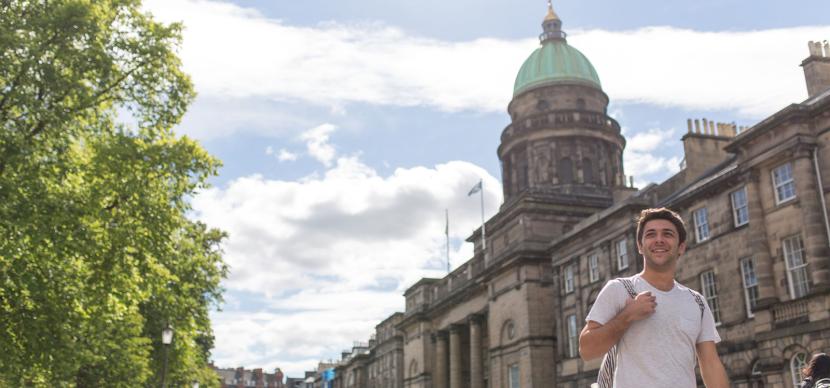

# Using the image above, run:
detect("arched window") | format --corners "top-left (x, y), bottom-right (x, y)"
top-left (409, 359), bottom-right (418, 378)
top-left (559, 157), bottom-right (573, 184)
top-left (583, 158), bottom-right (594, 184)
top-left (576, 98), bottom-right (586, 110)
top-left (791, 352), bottom-right (807, 388)
top-left (749, 360), bottom-right (764, 388)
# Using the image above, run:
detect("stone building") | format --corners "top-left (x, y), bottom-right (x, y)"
top-left (318, 312), bottom-right (406, 388)
top-left (213, 366), bottom-right (285, 388)
top-left (368, 313), bottom-right (406, 388)
top-left (551, 38), bottom-right (830, 388)
top-left (399, 4), bottom-right (630, 388)
top-left (392, 4), bottom-right (830, 388)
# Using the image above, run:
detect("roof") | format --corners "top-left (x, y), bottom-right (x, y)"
top-left (513, 40), bottom-right (601, 96)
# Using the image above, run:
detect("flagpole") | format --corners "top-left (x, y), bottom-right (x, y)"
top-left (445, 209), bottom-right (450, 274)
top-left (479, 179), bottom-right (486, 256)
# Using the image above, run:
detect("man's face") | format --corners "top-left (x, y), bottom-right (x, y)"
top-left (637, 218), bottom-right (686, 272)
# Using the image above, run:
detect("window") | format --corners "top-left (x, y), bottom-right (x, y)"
top-left (567, 314), bottom-right (578, 358)
top-left (588, 253), bottom-right (600, 283)
top-left (791, 352), bottom-right (808, 388)
top-left (508, 364), bottom-right (520, 388)
top-left (564, 264), bottom-right (574, 293)
top-left (740, 258), bottom-right (759, 318)
top-left (731, 187), bottom-right (749, 226)
top-left (772, 162), bottom-right (796, 204)
top-left (700, 271), bottom-right (721, 325)
top-left (783, 235), bottom-right (809, 299)
top-left (693, 207), bottom-right (710, 242)
top-left (616, 239), bottom-right (628, 271)
top-left (583, 158), bottom-right (594, 184)
top-left (559, 158), bottom-right (574, 184)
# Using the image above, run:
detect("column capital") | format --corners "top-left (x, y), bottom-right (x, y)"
top-left (468, 313), bottom-right (486, 326)
top-left (432, 330), bottom-right (449, 342)
top-left (449, 324), bottom-right (464, 334)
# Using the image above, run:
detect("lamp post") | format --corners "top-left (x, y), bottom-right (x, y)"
top-left (161, 324), bottom-right (174, 388)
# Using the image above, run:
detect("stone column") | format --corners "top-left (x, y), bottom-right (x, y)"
top-left (449, 325), bottom-right (462, 388)
top-left (746, 173), bottom-right (778, 308)
top-left (469, 315), bottom-right (484, 388)
top-left (433, 331), bottom-right (448, 388)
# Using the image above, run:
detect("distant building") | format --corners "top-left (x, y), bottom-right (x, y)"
top-left (213, 366), bottom-right (284, 388)
top-left (367, 313), bottom-right (405, 388)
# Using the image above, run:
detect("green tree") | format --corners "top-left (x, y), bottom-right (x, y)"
top-left (0, 0), bottom-right (227, 386)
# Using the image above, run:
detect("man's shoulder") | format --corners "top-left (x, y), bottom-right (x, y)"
top-left (674, 281), bottom-right (704, 298)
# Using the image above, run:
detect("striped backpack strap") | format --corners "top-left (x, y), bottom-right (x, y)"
top-left (688, 289), bottom-right (705, 319)
top-left (596, 278), bottom-right (637, 388)
top-left (619, 278), bottom-right (637, 298)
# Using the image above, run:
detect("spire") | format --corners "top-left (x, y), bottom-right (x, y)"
top-left (540, 0), bottom-right (566, 43)
top-left (544, 0), bottom-right (560, 22)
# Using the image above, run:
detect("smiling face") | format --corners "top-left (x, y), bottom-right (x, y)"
top-left (637, 218), bottom-right (687, 273)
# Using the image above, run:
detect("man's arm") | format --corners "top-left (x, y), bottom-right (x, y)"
top-left (579, 291), bottom-right (656, 361)
top-left (696, 341), bottom-right (728, 388)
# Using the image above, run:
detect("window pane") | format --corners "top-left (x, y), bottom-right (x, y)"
top-left (509, 364), bottom-right (520, 388)
top-left (589, 254), bottom-right (599, 282)
top-left (791, 353), bottom-right (807, 388)
top-left (700, 271), bottom-right (721, 324)
top-left (694, 208), bottom-right (710, 242)
top-left (740, 258), bottom-right (758, 316)
top-left (731, 187), bottom-right (749, 226)
top-left (783, 236), bottom-right (809, 298)
top-left (567, 315), bottom-right (578, 357)
top-left (773, 163), bottom-right (796, 203)
top-left (617, 239), bottom-right (628, 270)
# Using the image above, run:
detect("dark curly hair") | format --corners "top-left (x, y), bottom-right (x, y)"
top-left (803, 353), bottom-right (830, 381)
top-left (636, 207), bottom-right (687, 245)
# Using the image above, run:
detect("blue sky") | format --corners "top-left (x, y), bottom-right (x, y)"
top-left (142, 0), bottom-right (830, 378)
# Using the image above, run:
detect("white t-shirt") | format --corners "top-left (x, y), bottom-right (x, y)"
top-left (585, 274), bottom-right (721, 388)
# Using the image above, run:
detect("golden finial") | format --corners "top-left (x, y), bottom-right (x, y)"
top-left (544, 0), bottom-right (560, 21)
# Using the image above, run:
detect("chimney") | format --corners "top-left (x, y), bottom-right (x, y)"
top-left (681, 118), bottom-right (733, 182)
top-left (802, 40), bottom-right (830, 98)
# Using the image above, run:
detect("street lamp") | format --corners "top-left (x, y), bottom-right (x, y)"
top-left (161, 324), bottom-right (174, 388)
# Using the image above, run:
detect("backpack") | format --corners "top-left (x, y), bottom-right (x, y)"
top-left (595, 278), bottom-right (706, 388)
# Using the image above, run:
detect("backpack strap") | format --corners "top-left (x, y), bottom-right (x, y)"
top-left (619, 278), bottom-right (637, 298)
top-left (688, 289), bottom-right (705, 319)
top-left (596, 278), bottom-right (637, 388)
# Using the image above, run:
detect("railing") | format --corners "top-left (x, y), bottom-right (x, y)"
top-left (406, 258), bottom-right (488, 312)
top-left (772, 298), bottom-right (809, 326)
top-left (501, 110), bottom-right (621, 143)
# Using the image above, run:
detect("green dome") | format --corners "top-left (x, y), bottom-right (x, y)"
top-left (513, 40), bottom-right (601, 96)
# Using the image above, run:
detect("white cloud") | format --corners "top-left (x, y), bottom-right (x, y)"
top-left (301, 124), bottom-right (337, 167)
top-left (192, 154), bottom-right (501, 375)
top-left (144, 0), bottom-right (830, 119)
top-left (277, 149), bottom-right (298, 162)
top-left (625, 151), bottom-right (682, 182)
top-left (627, 127), bottom-right (677, 153)
top-left (266, 146), bottom-right (298, 162)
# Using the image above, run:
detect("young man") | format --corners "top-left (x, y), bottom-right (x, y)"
top-left (579, 207), bottom-right (729, 387)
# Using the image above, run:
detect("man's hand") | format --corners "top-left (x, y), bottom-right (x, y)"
top-left (622, 291), bottom-right (656, 322)
top-left (579, 291), bottom-right (656, 361)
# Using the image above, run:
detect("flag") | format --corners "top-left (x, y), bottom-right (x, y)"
top-left (467, 180), bottom-right (482, 196)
